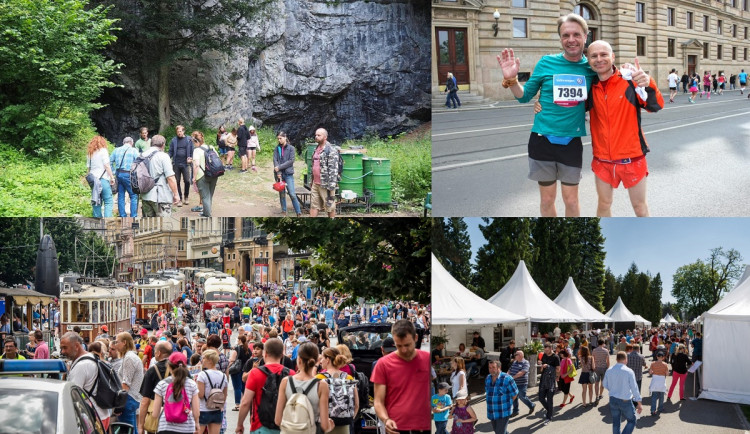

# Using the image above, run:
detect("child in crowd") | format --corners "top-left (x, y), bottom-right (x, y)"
top-left (450, 390), bottom-right (476, 434)
top-left (649, 351), bottom-right (669, 415)
top-left (432, 382), bottom-right (452, 434)
top-left (189, 353), bottom-right (203, 377)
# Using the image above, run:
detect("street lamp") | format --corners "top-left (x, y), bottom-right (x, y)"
top-left (492, 9), bottom-right (501, 37)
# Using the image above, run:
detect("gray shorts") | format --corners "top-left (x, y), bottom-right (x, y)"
top-left (528, 158), bottom-right (582, 185)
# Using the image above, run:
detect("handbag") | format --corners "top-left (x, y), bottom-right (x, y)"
top-left (144, 365), bottom-right (168, 432)
top-left (589, 371), bottom-right (598, 384)
top-left (228, 357), bottom-right (243, 375)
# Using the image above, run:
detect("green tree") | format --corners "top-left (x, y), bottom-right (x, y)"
top-left (530, 218), bottom-right (572, 298)
top-left (706, 247), bottom-right (744, 306)
top-left (255, 218), bottom-right (430, 304)
top-left (0, 0), bottom-right (120, 155)
top-left (473, 218), bottom-right (533, 299)
top-left (432, 218), bottom-right (473, 289)
top-left (569, 218), bottom-right (606, 311)
top-left (646, 273), bottom-right (663, 324)
top-left (671, 260), bottom-right (713, 318)
top-left (100, 0), bottom-right (273, 131)
top-left (602, 267), bottom-right (620, 311)
top-left (619, 262), bottom-right (640, 308)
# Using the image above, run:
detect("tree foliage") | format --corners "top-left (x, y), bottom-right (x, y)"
top-left (671, 247), bottom-right (744, 318)
top-left (473, 218), bottom-right (534, 299)
top-left (0, 218), bottom-right (117, 286)
top-left (255, 218), bottom-right (430, 304)
top-left (432, 218), bottom-right (473, 289)
top-left (0, 0), bottom-right (120, 156)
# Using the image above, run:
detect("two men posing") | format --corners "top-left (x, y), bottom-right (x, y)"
top-left (499, 14), bottom-right (663, 217)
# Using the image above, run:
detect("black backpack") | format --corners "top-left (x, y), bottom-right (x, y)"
top-left (130, 150), bottom-right (158, 194)
top-left (201, 145), bottom-right (225, 178)
top-left (74, 354), bottom-right (128, 410)
top-left (348, 363), bottom-right (370, 410)
top-left (257, 366), bottom-right (290, 429)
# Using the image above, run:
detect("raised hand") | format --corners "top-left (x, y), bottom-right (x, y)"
top-left (631, 58), bottom-right (650, 87)
top-left (497, 48), bottom-right (521, 79)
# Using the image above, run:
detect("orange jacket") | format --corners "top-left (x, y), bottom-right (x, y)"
top-left (588, 69), bottom-right (664, 161)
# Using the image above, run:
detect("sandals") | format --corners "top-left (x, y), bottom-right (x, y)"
top-left (233, 405), bottom-right (240, 411)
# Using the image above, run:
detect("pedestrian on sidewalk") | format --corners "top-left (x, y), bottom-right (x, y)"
top-left (444, 72), bottom-right (461, 109)
top-left (603, 351), bottom-right (643, 434)
top-left (508, 350), bottom-right (535, 416)
top-left (485, 360), bottom-right (518, 434)
top-left (538, 343), bottom-right (559, 426)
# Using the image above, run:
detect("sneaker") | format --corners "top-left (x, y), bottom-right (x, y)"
top-left (239, 169), bottom-right (247, 173)
top-left (689, 99), bottom-right (695, 104)
top-left (296, 213), bottom-right (302, 217)
top-left (510, 412), bottom-right (519, 417)
top-left (190, 206), bottom-right (203, 212)
top-left (176, 201), bottom-right (183, 207)
top-left (183, 198), bottom-right (189, 206)
top-left (544, 420), bottom-right (550, 426)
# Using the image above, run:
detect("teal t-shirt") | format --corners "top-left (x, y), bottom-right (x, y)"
top-left (431, 393), bottom-right (452, 422)
top-left (516, 53), bottom-right (596, 137)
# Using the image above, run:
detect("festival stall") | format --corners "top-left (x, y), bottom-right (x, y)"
top-left (553, 277), bottom-right (612, 324)
top-left (604, 296), bottom-right (639, 332)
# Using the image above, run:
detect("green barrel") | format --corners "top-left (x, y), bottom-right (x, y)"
top-left (362, 157), bottom-right (374, 190)
top-left (339, 151), bottom-right (364, 197)
top-left (368, 158), bottom-right (391, 203)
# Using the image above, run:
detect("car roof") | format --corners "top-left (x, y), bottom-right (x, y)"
top-left (0, 377), bottom-right (69, 392)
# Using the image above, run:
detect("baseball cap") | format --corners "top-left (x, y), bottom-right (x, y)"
top-left (169, 352), bottom-right (188, 366)
top-left (455, 390), bottom-right (468, 400)
top-left (382, 337), bottom-right (396, 352)
top-left (100, 325), bottom-right (108, 332)
top-left (139, 328), bottom-right (148, 336)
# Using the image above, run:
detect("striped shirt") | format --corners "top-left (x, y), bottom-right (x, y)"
top-left (592, 346), bottom-right (609, 372)
top-left (485, 372), bottom-right (518, 420)
top-left (507, 359), bottom-right (530, 386)
top-left (110, 145), bottom-right (139, 172)
top-left (626, 351), bottom-right (646, 381)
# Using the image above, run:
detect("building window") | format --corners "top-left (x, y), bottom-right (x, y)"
top-left (718, 20), bottom-right (723, 35)
top-left (745, 47), bottom-right (748, 60)
top-left (668, 38), bottom-right (675, 57)
top-left (178, 239), bottom-right (185, 251)
top-left (704, 42), bottom-right (709, 59)
top-left (637, 36), bottom-right (646, 56)
top-left (718, 44), bottom-right (723, 59)
top-left (733, 24), bottom-right (737, 38)
top-left (687, 12), bottom-right (693, 29)
top-left (180, 218), bottom-right (188, 230)
top-left (636, 3), bottom-right (645, 22)
top-left (512, 0), bottom-right (526, 7)
top-left (732, 0), bottom-right (737, 7)
top-left (704, 15), bottom-right (709, 32)
top-left (574, 4), bottom-right (594, 20)
top-left (733, 46), bottom-right (737, 60)
top-left (513, 18), bottom-right (527, 38)
top-left (746, 27), bottom-right (748, 39)
top-left (745, 0), bottom-right (749, 11)
top-left (667, 8), bottom-right (675, 26)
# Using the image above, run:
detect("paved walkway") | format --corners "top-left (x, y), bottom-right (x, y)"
top-left (437, 347), bottom-right (750, 433)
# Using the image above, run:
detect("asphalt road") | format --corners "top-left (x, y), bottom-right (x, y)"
top-left (432, 91), bottom-right (750, 217)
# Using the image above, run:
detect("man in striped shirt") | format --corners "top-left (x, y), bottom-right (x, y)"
top-left (626, 343), bottom-right (647, 403)
top-left (485, 360), bottom-right (518, 434)
top-left (110, 136), bottom-right (140, 217)
top-left (508, 350), bottom-right (535, 416)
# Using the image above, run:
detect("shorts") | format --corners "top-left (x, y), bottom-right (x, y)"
top-left (199, 410), bottom-right (223, 425)
top-left (527, 133), bottom-right (583, 185)
top-left (311, 183), bottom-right (336, 213)
top-left (720, 83), bottom-right (725, 89)
top-left (141, 201), bottom-right (172, 217)
top-left (595, 367), bottom-right (607, 380)
top-left (703, 85), bottom-right (711, 91)
top-left (238, 145), bottom-right (247, 155)
top-left (591, 156), bottom-right (648, 188)
top-left (669, 86), bottom-right (677, 90)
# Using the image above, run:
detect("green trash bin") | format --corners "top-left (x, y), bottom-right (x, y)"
top-left (367, 158), bottom-right (391, 204)
top-left (339, 151), bottom-right (364, 197)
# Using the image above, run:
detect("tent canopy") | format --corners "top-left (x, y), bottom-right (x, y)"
top-left (431, 255), bottom-right (527, 325)
top-left (605, 296), bottom-right (639, 322)
top-left (487, 261), bottom-right (584, 323)
top-left (553, 277), bottom-right (612, 322)
top-left (0, 287), bottom-right (54, 305)
top-left (660, 314), bottom-right (677, 324)
top-left (633, 314), bottom-right (651, 327)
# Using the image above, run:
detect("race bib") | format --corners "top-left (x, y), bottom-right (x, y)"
top-left (553, 74), bottom-right (587, 107)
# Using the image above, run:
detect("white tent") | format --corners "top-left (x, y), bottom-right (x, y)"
top-left (431, 254), bottom-right (527, 325)
top-left (633, 314), bottom-right (651, 328)
top-left (487, 261), bottom-right (584, 323)
top-left (700, 267), bottom-right (750, 405)
top-left (660, 314), bottom-right (677, 324)
top-left (605, 296), bottom-right (639, 322)
top-left (553, 277), bottom-right (612, 322)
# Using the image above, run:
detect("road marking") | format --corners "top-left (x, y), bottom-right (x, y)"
top-left (432, 123), bottom-right (534, 138)
top-left (433, 110), bottom-right (750, 172)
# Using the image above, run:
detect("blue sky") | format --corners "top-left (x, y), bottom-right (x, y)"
top-left (462, 218), bottom-right (750, 304)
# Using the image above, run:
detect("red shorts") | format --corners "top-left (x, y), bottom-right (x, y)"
top-left (591, 156), bottom-right (648, 188)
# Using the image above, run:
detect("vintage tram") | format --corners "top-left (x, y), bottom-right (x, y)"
top-left (133, 276), bottom-right (181, 329)
top-left (202, 274), bottom-right (239, 321)
top-left (59, 277), bottom-right (131, 344)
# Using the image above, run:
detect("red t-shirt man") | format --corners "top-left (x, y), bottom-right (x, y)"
top-left (371, 348), bottom-right (431, 431)
top-left (244, 363), bottom-right (296, 431)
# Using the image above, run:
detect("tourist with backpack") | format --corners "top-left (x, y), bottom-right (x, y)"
top-left (235, 338), bottom-right (298, 434)
top-left (197, 349), bottom-right (228, 434)
top-left (191, 130), bottom-right (221, 217)
top-left (137, 135), bottom-right (180, 217)
top-left (275, 342), bottom-right (334, 434)
top-left (86, 135), bottom-right (116, 218)
top-left (310, 128), bottom-right (340, 218)
top-left (151, 352), bottom-right (201, 434)
top-left (273, 132), bottom-right (302, 217)
top-left (316, 347), bottom-right (359, 434)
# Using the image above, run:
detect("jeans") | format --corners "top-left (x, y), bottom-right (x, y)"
top-left (513, 383), bottom-right (534, 414)
top-left (116, 171), bottom-right (138, 217)
top-left (92, 179), bottom-right (113, 217)
top-left (465, 361), bottom-right (478, 377)
top-left (434, 420), bottom-right (447, 434)
top-left (489, 416), bottom-right (510, 434)
top-left (174, 164), bottom-right (191, 201)
top-left (279, 173), bottom-right (301, 214)
top-left (446, 90), bottom-right (461, 108)
top-left (197, 175), bottom-right (218, 217)
top-left (119, 394), bottom-right (139, 434)
top-left (609, 398), bottom-right (636, 434)
top-left (650, 391), bottom-right (664, 413)
top-left (231, 371), bottom-right (244, 405)
top-left (538, 387), bottom-right (554, 421)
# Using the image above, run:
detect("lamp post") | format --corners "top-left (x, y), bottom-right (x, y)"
top-left (492, 9), bottom-right (501, 37)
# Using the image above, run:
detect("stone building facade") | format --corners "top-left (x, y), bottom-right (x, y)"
top-left (432, 0), bottom-right (750, 100)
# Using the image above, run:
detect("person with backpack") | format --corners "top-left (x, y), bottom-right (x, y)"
top-left (168, 125), bottom-right (194, 207)
top-left (310, 128), bottom-right (340, 218)
top-left (237, 117), bottom-right (250, 173)
top-left (229, 335), bottom-right (253, 411)
top-left (151, 351), bottom-right (201, 434)
top-left (273, 131), bottom-right (302, 217)
top-left (191, 130), bottom-right (220, 217)
top-left (86, 135), bottom-right (116, 218)
top-left (221, 323), bottom-right (233, 356)
top-left (275, 342), bottom-right (333, 434)
top-left (138, 135), bottom-right (180, 217)
top-left (197, 349), bottom-right (228, 434)
top-left (316, 347), bottom-right (359, 434)
top-left (60, 331), bottom-right (113, 430)
top-left (109, 136), bottom-right (140, 217)
top-left (113, 332), bottom-right (144, 434)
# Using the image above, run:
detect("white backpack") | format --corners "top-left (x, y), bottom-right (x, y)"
top-left (280, 378), bottom-right (319, 434)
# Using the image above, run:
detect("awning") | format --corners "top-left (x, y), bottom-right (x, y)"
top-left (0, 287), bottom-right (55, 305)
